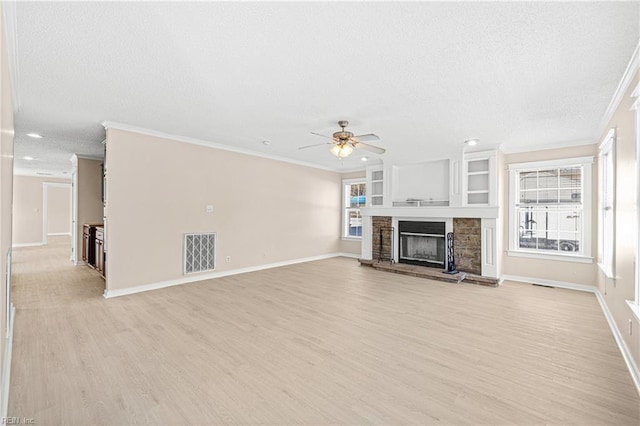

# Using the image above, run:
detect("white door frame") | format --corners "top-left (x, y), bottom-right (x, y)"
top-left (71, 172), bottom-right (78, 262)
top-left (42, 182), bottom-right (72, 245)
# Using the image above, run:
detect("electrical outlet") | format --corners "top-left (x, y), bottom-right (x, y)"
top-left (225, 256), bottom-right (231, 263)
top-left (206, 205), bottom-right (214, 213)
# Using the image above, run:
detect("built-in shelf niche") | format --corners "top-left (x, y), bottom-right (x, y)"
top-left (391, 159), bottom-right (450, 207)
top-left (371, 170), bottom-right (383, 206)
top-left (464, 151), bottom-right (497, 206)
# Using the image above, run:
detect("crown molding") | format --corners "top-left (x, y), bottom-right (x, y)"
top-left (101, 121), bottom-right (364, 174)
top-left (597, 39), bottom-right (640, 138)
top-left (598, 128), bottom-right (616, 151)
top-left (71, 153), bottom-right (103, 161)
top-left (1, 1), bottom-right (20, 112)
top-left (501, 139), bottom-right (594, 154)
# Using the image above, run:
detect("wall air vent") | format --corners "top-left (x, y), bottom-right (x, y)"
top-left (183, 232), bottom-right (216, 274)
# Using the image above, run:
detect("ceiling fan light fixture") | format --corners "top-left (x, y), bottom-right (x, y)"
top-left (330, 143), bottom-right (353, 158)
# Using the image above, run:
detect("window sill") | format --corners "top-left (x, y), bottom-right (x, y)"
top-left (507, 250), bottom-right (593, 264)
top-left (627, 300), bottom-right (640, 322)
top-left (597, 263), bottom-right (615, 279)
top-left (341, 237), bottom-right (362, 242)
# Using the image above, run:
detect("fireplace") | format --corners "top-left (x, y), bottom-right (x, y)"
top-left (398, 221), bottom-right (446, 268)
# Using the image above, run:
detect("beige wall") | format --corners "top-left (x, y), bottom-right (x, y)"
top-left (340, 170), bottom-right (366, 256)
top-left (0, 2), bottom-right (13, 404)
top-left (597, 70), bottom-right (640, 375)
top-left (46, 184), bottom-right (71, 235)
top-left (501, 144), bottom-right (598, 285)
top-left (12, 176), bottom-right (70, 245)
top-left (105, 128), bottom-right (345, 292)
top-left (73, 157), bottom-right (104, 263)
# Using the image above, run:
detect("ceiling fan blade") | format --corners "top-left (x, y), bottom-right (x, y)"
top-left (352, 141), bottom-right (385, 155)
top-left (310, 131), bottom-right (335, 140)
top-left (353, 133), bottom-right (380, 142)
top-left (298, 142), bottom-right (331, 150)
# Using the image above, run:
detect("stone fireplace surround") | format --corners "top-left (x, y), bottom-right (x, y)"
top-left (361, 206), bottom-right (499, 279)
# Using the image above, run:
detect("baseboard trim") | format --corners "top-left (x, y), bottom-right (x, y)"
top-left (501, 274), bottom-right (596, 293)
top-left (337, 252), bottom-right (360, 259)
top-left (11, 242), bottom-right (44, 248)
top-left (501, 273), bottom-right (640, 396)
top-left (1, 304), bottom-right (16, 418)
top-left (47, 232), bottom-right (71, 236)
top-left (104, 253), bottom-right (349, 298)
top-left (595, 290), bottom-right (640, 396)
top-left (73, 260), bottom-right (86, 266)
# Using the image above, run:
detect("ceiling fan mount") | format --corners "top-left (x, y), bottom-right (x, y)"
top-left (299, 120), bottom-right (385, 158)
top-left (333, 120), bottom-right (354, 142)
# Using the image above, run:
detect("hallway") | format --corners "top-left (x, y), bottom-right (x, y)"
top-left (8, 236), bottom-right (107, 422)
top-left (11, 236), bottom-right (104, 308)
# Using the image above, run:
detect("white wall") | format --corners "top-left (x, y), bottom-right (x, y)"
top-left (46, 184), bottom-right (71, 235)
top-left (392, 159), bottom-right (449, 203)
top-left (597, 69), bottom-right (640, 379)
top-left (105, 128), bottom-right (346, 294)
top-left (12, 176), bottom-right (71, 246)
top-left (0, 3), bottom-right (14, 412)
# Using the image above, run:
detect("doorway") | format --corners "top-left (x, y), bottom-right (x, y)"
top-left (42, 182), bottom-right (72, 249)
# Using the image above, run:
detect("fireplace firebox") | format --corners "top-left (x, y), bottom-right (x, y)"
top-left (398, 221), bottom-right (446, 268)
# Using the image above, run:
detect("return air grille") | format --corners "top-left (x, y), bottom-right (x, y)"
top-left (183, 233), bottom-right (216, 274)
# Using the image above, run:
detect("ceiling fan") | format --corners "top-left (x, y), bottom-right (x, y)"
top-left (299, 120), bottom-right (385, 158)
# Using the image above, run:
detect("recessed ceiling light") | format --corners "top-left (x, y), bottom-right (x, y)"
top-left (262, 140), bottom-right (271, 146)
top-left (464, 139), bottom-right (479, 146)
top-left (23, 156), bottom-right (34, 161)
top-left (361, 156), bottom-right (369, 162)
top-left (26, 133), bottom-right (43, 139)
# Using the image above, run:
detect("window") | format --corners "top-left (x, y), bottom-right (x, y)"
top-left (599, 129), bottom-right (616, 278)
top-left (508, 157), bottom-right (593, 262)
top-left (343, 179), bottom-right (366, 238)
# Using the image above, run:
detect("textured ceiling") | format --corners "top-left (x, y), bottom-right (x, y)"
top-left (6, 1), bottom-right (639, 175)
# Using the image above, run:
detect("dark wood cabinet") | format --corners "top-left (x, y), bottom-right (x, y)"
top-left (82, 224), bottom-right (96, 265)
top-left (83, 223), bottom-right (105, 279)
top-left (94, 227), bottom-right (105, 277)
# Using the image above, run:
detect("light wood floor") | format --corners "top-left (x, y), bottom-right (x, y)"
top-left (8, 236), bottom-right (640, 425)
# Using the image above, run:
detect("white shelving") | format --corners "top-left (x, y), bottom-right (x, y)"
top-left (463, 151), bottom-right (497, 206)
top-left (368, 167), bottom-right (384, 206)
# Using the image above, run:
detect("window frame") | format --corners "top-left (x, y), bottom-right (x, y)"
top-left (598, 128), bottom-right (616, 279)
top-left (508, 156), bottom-right (594, 263)
top-left (342, 178), bottom-right (366, 240)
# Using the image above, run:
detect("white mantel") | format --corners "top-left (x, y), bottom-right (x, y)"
top-left (360, 206), bottom-right (499, 219)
